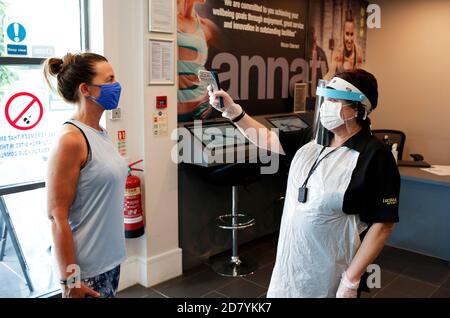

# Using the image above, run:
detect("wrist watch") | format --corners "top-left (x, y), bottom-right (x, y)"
top-left (232, 110), bottom-right (246, 123)
top-left (60, 276), bottom-right (79, 286)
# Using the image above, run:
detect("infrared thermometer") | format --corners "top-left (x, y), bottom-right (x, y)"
top-left (198, 70), bottom-right (225, 109)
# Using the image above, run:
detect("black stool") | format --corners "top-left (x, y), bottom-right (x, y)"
top-left (207, 163), bottom-right (260, 277)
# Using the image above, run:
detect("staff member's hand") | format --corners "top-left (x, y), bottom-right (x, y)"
top-left (62, 282), bottom-right (101, 298)
top-left (336, 271), bottom-right (360, 298)
top-left (207, 85), bottom-right (242, 121)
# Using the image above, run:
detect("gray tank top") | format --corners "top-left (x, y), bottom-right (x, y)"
top-left (65, 119), bottom-right (128, 279)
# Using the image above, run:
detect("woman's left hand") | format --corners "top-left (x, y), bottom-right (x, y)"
top-left (336, 271), bottom-right (360, 298)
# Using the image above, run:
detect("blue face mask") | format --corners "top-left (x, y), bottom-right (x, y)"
top-left (88, 82), bottom-right (122, 110)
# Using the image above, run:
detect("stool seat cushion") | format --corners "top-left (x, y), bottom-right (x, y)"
top-left (206, 163), bottom-right (261, 187)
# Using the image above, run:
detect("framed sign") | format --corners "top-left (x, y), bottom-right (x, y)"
top-left (148, 38), bottom-right (174, 85)
top-left (149, 0), bottom-right (174, 33)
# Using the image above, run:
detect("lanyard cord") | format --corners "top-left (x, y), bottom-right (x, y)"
top-left (301, 146), bottom-right (341, 188)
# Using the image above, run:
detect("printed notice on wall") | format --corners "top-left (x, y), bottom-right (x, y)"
top-left (152, 111), bottom-right (168, 137)
top-left (117, 130), bottom-right (128, 158)
top-left (149, 39), bottom-right (174, 85)
top-left (149, 0), bottom-right (174, 33)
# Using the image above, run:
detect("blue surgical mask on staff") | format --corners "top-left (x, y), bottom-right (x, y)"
top-left (88, 82), bottom-right (122, 110)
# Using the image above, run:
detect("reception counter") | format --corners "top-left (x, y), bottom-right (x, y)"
top-left (387, 166), bottom-right (450, 265)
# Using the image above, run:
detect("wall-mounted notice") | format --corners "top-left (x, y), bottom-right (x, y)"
top-left (149, 0), bottom-right (174, 33)
top-left (117, 130), bottom-right (127, 158)
top-left (149, 39), bottom-right (174, 85)
top-left (152, 110), bottom-right (168, 137)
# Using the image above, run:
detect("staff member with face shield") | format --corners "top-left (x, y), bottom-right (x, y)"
top-left (208, 69), bottom-right (400, 298)
top-left (44, 53), bottom-right (128, 298)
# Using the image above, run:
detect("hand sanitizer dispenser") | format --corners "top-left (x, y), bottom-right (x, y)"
top-left (391, 143), bottom-right (398, 163)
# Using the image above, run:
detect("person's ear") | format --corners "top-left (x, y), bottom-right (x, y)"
top-left (79, 83), bottom-right (91, 97)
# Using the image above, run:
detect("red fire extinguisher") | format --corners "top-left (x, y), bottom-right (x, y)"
top-left (124, 160), bottom-right (145, 238)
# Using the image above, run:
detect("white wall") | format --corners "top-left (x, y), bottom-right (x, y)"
top-left (140, 1), bottom-right (181, 286)
top-left (365, 0), bottom-right (450, 164)
top-left (95, 0), bottom-right (181, 290)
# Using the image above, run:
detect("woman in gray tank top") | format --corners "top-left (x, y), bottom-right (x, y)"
top-left (44, 53), bottom-right (128, 298)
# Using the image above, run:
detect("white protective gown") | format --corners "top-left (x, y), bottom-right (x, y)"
top-left (267, 141), bottom-right (368, 298)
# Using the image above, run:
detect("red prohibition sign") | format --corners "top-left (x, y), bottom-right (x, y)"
top-left (4, 92), bottom-right (44, 131)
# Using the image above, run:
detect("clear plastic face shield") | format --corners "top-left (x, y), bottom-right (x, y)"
top-left (313, 77), bottom-right (372, 146)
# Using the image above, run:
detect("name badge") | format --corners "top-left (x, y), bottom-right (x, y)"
top-left (298, 186), bottom-right (308, 203)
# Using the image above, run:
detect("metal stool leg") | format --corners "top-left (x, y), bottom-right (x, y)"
top-left (212, 186), bottom-right (256, 277)
top-left (0, 197), bottom-right (34, 292)
top-left (231, 186), bottom-right (239, 264)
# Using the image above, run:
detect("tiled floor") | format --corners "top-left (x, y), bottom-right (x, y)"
top-left (118, 233), bottom-right (450, 299)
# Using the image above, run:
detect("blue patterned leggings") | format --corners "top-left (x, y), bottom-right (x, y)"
top-left (82, 266), bottom-right (121, 298)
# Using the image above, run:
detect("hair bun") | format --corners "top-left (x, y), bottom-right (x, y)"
top-left (45, 53), bottom-right (76, 76)
top-left (47, 58), bottom-right (64, 76)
